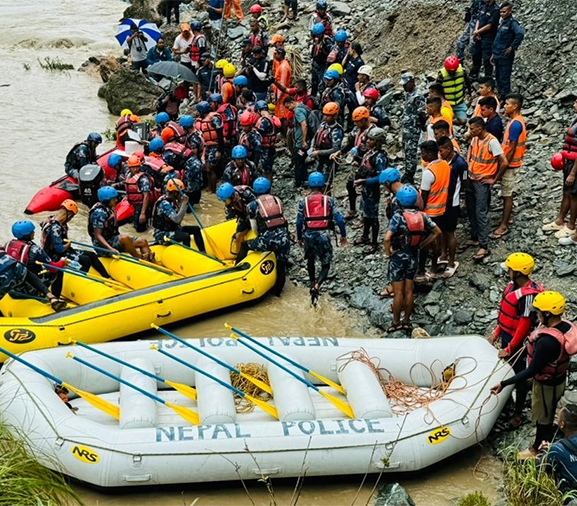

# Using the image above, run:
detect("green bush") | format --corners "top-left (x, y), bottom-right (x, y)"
top-left (458, 491), bottom-right (491, 506)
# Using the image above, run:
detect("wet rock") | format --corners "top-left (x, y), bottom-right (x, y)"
top-left (349, 285), bottom-right (375, 309)
top-left (227, 25), bottom-right (247, 40)
top-left (555, 261), bottom-right (577, 277)
top-left (123, 0), bottom-right (163, 28)
top-left (469, 272), bottom-right (490, 293)
top-left (79, 56), bottom-right (122, 83)
top-left (453, 310), bottom-right (475, 326)
top-left (375, 483), bottom-right (416, 506)
top-left (330, 1), bottom-right (352, 16)
top-left (98, 67), bottom-right (160, 115)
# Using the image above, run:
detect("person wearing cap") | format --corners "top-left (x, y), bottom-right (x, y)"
top-left (245, 46), bottom-right (271, 102)
top-left (224, 0), bottom-right (244, 21)
top-left (271, 47), bottom-right (291, 128)
top-left (207, 0), bottom-right (224, 31)
top-left (343, 42), bottom-right (365, 93)
top-left (197, 53), bottom-right (217, 99)
top-left (240, 38), bottom-right (253, 68)
top-left (146, 38), bottom-right (172, 67)
top-left (400, 72), bottom-right (426, 184)
top-left (164, 0), bottom-right (182, 25)
top-left (269, 34), bottom-right (285, 73)
top-left (172, 23), bottom-right (194, 69)
top-left (354, 64), bottom-right (375, 106)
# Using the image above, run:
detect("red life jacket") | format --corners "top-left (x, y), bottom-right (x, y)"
top-left (497, 281), bottom-right (544, 337)
top-left (217, 103), bottom-right (238, 140)
top-left (238, 131), bottom-right (255, 158)
top-left (562, 120), bottom-right (577, 160)
top-left (313, 123), bottom-right (335, 150)
top-left (402, 211), bottom-right (426, 247)
top-left (257, 195), bottom-right (286, 229)
top-left (6, 239), bottom-right (31, 265)
top-left (354, 124), bottom-right (374, 151)
top-left (304, 193), bottom-right (331, 230)
top-left (256, 116), bottom-right (278, 149)
top-left (125, 172), bottom-right (151, 206)
top-left (360, 149), bottom-right (377, 174)
top-left (194, 113), bottom-right (220, 147)
top-left (189, 34), bottom-right (206, 63)
top-left (527, 322), bottom-right (577, 382)
top-left (249, 31), bottom-right (265, 48)
top-left (164, 142), bottom-right (192, 158)
top-left (167, 121), bottom-right (186, 143)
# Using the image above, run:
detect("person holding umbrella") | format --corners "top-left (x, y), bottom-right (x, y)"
top-left (126, 23), bottom-right (149, 72)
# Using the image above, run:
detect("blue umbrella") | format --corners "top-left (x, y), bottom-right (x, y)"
top-left (115, 18), bottom-right (161, 52)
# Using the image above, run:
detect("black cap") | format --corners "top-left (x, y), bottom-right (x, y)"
top-left (241, 38), bottom-right (252, 46)
top-left (200, 52), bottom-right (211, 59)
top-left (274, 47), bottom-right (286, 56)
top-left (252, 46), bottom-right (263, 54)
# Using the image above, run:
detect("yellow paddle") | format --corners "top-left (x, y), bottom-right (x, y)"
top-left (0, 346), bottom-right (120, 420)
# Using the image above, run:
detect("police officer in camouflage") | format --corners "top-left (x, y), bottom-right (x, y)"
top-left (216, 182), bottom-right (257, 256)
top-left (400, 72), bottom-right (425, 184)
top-left (64, 132), bottom-right (102, 179)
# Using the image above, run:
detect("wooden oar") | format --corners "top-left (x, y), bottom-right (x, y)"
top-left (225, 324), bottom-right (345, 394)
top-left (35, 261), bottom-right (127, 290)
top-left (71, 340), bottom-right (197, 401)
top-left (151, 345), bottom-right (278, 420)
top-left (0, 346), bottom-right (119, 420)
top-left (228, 331), bottom-right (355, 419)
top-left (67, 353), bottom-right (200, 425)
top-left (151, 324), bottom-right (272, 395)
top-left (163, 236), bottom-right (226, 265)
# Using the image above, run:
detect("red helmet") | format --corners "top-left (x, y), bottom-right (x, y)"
top-left (362, 88), bottom-right (380, 100)
top-left (551, 152), bottom-right (566, 171)
top-left (444, 56), bottom-right (460, 72)
top-left (240, 111), bottom-right (257, 126)
top-left (249, 4), bottom-right (263, 13)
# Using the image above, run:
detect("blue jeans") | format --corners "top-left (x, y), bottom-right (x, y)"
top-left (466, 180), bottom-right (491, 249)
top-left (494, 57), bottom-right (514, 98)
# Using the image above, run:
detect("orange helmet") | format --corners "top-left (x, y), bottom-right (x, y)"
top-left (322, 102), bottom-right (339, 115)
top-left (127, 155), bottom-right (141, 167)
top-left (166, 178), bottom-right (185, 192)
top-left (240, 110), bottom-right (257, 126)
top-left (133, 151), bottom-right (145, 162)
top-left (61, 199), bottom-right (78, 215)
top-left (129, 114), bottom-right (141, 123)
top-left (161, 127), bottom-right (175, 143)
top-left (271, 34), bottom-right (284, 45)
top-left (352, 106), bottom-right (370, 122)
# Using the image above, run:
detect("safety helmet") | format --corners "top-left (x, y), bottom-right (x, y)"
top-left (252, 177), bottom-right (271, 195)
top-left (316, 0), bottom-right (328, 9)
top-left (129, 114), bottom-right (141, 123)
top-left (223, 63), bottom-right (237, 78)
top-left (533, 291), bottom-right (566, 315)
top-left (357, 65), bottom-right (373, 78)
top-left (322, 102), bottom-right (339, 115)
top-left (505, 252), bottom-right (535, 275)
top-left (178, 115), bottom-right (194, 129)
top-left (362, 87), bottom-right (379, 100)
top-left (334, 29), bottom-right (348, 43)
top-left (240, 111), bottom-right (257, 126)
top-left (155, 112), bottom-right (170, 125)
top-left (444, 56), bottom-right (460, 73)
top-left (551, 152), bottom-right (565, 171)
top-left (367, 127), bottom-right (386, 142)
top-left (268, 103), bottom-right (276, 113)
top-left (12, 220), bottom-right (36, 239)
top-left (149, 137), bottom-right (165, 153)
top-left (379, 167), bottom-right (401, 184)
top-left (352, 106), bottom-right (370, 121)
top-left (208, 93), bottom-right (223, 104)
top-left (254, 100), bottom-right (269, 111)
top-left (161, 127), bottom-right (175, 143)
top-left (216, 182), bottom-right (236, 201)
top-left (87, 132), bottom-right (102, 144)
top-left (233, 75), bottom-right (248, 86)
top-left (396, 185), bottom-right (418, 207)
top-left (232, 145), bottom-right (248, 159)
top-left (61, 199), bottom-right (78, 215)
top-left (271, 34), bottom-right (284, 45)
top-left (324, 69), bottom-right (340, 81)
top-left (120, 108), bottom-right (133, 116)
top-left (166, 178), bottom-right (185, 192)
top-left (190, 20), bottom-right (202, 31)
top-left (308, 171), bottom-right (325, 188)
top-left (312, 23), bottom-right (325, 36)
top-left (127, 155), bottom-right (141, 167)
top-left (108, 153), bottom-right (122, 168)
top-left (97, 186), bottom-right (118, 203)
top-left (215, 59), bottom-right (229, 69)
top-left (133, 151), bottom-right (145, 162)
top-left (327, 63), bottom-right (344, 75)
top-left (249, 4), bottom-right (263, 13)
top-left (196, 101), bottom-right (211, 114)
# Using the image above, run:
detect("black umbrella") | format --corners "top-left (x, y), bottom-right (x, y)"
top-left (147, 61), bottom-right (199, 83)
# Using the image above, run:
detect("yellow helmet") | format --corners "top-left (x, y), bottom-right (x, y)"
top-left (120, 108), bottom-right (133, 116)
top-left (533, 291), bottom-right (566, 315)
top-left (215, 59), bottom-right (229, 69)
top-left (505, 252), bottom-right (535, 275)
top-left (223, 63), bottom-right (237, 78)
top-left (327, 63), bottom-right (344, 75)
top-left (268, 103), bottom-right (276, 112)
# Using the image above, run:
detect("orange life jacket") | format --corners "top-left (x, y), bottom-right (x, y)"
top-left (497, 281), bottom-right (544, 337)
top-left (468, 133), bottom-right (499, 180)
top-left (304, 193), bottom-right (331, 230)
top-left (257, 195), bottom-right (286, 229)
top-left (194, 113), bottom-right (220, 147)
top-left (402, 211), bottom-right (426, 247)
top-left (424, 159), bottom-right (451, 217)
top-left (527, 322), bottom-right (577, 382)
top-left (503, 116), bottom-right (527, 168)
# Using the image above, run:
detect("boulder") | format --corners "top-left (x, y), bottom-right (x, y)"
top-left (330, 1), bottom-right (352, 16)
top-left (79, 56), bottom-right (122, 83)
top-left (375, 483), bottom-right (416, 506)
top-left (123, 0), bottom-right (163, 28)
top-left (98, 67), bottom-right (161, 115)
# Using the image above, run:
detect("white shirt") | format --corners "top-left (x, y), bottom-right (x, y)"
top-left (173, 35), bottom-right (192, 64)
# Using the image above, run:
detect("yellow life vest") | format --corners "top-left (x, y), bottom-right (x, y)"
top-left (440, 66), bottom-right (465, 106)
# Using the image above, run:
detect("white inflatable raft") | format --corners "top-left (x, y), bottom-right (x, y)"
top-left (0, 336), bottom-right (513, 487)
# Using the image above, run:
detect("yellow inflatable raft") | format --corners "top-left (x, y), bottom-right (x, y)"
top-left (0, 221), bottom-right (276, 362)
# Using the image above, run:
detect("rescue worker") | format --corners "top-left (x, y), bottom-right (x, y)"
top-left (179, 115), bottom-right (204, 159)
top-left (400, 72), bottom-right (426, 184)
top-left (223, 0), bottom-right (244, 21)
top-left (296, 172), bottom-right (347, 305)
top-left (249, 4), bottom-right (270, 32)
top-left (490, 252), bottom-right (544, 428)
top-left (152, 178), bottom-right (205, 251)
top-left (125, 155), bottom-right (153, 232)
top-left (194, 100), bottom-right (224, 193)
top-left (64, 132), bottom-right (101, 179)
top-left (327, 29), bottom-right (349, 67)
top-left (216, 182), bottom-right (256, 254)
top-left (283, 95), bottom-right (311, 188)
top-left (432, 120), bottom-right (461, 154)
top-left (248, 18), bottom-right (269, 52)
top-left (362, 88), bottom-right (391, 128)
top-left (238, 110), bottom-right (263, 168)
top-left (309, 0), bottom-right (332, 34)
top-left (255, 100), bottom-right (279, 183)
top-left (352, 127), bottom-right (388, 254)
top-left (470, 0), bottom-right (500, 80)
top-left (310, 22), bottom-right (333, 97)
top-left (245, 46), bottom-right (270, 102)
top-left (221, 63), bottom-right (238, 104)
top-left (236, 177), bottom-right (290, 296)
top-left (152, 112), bottom-right (170, 138)
top-left (384, 185), bottom-right (440, 332)
top-left (214, 92), bottom-right (238, 160)
top-left (491, 291), bottom-right (577, 460)
top-left (456, 0), bottom-right (484, 64)
top-left (222, 145), bottom-right (260, 186)
top-left (425, 97), bottom-right (452, 141)
top-left (320, 69), bottom-right (346, 124)
top-left (270, 47), bottom-right (291, 138)
top-left (182, 150), bottom-right (203, 206)
top-left (428, 83), bottom-right (455, 126)
top-left (89, 186), bottom-right (154, 260)
top-left (188, 20), bottom-right (207, 75)
top-left (344, 46), bottom-right (366, 95)
top-left (197, 53), bottom-right (217, 99)
top-left (148, 137), bottom-right (165, 159)
top-left (437, 56), bottom-right (470, 126)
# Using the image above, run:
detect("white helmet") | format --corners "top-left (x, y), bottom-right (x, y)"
top-left (358, 65), bottom-right (374, 78)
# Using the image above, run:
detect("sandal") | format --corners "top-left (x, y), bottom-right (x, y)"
top-left (425, 271), bottom-right (438, 281)
top-left (354, 237), bottom-right (369, 246)
top-left (363, 245), bottom-right (377, 255)
top-left (458, 240), bottom-right (479, 253)
top-left (473, 249), bottom-right (490, 262)
top-left (387, 322), bottom-right (404, 333)
top-left (441, 261), bottom-right (460, 279)
top-left (379, 286), bottom-right (395, 298)
top-left (489, 228), bottom-right (510, 240)
top-left (401, 322), bottom-right (413, 332)
top-left (437, 257), bottom-right (449, 265)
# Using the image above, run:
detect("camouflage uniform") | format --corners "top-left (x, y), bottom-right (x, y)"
top-left (222, 160), bottom-right (260, 187)
top-left (183, 155), bottom-right (203, 205)
top-left (311, 36), bottom-right (333, 96)
top-left (244, 198), bottom-right (291, 263)
top-left (256, 116), bottom-right (276, 175)
top-left (64, 142), bottom-right (94, 179)
top-left (369, 105), bottom-right (391, 128)
top-left (320, 85), bottom-right (346, 122)
top-left (238, 129), bottom-right (263, 168)
top-left (0, 253), bottom-right (29, 298)
top-left (311, 120), bottom-right (344, 187)
top-left (224, 186), bottom-right (257, 235)
top-left (401, 87), bottom-right (425, 183)
top-left (357, 150), bottom-right (387, 220)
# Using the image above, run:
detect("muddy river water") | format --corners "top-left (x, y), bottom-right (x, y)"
top-left (0, 0), bottom-right (501, 503)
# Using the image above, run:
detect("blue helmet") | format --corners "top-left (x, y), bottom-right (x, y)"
top-left (308, 171), bottom-right (325, 188)
top-left (178, 115), bottom-right (194, 128)
top-left (396, 185), bottom-right (418, 207)
top-left (155, 112), bottom-right (169, 125)
top-left (232, 145), bottom-right (248, 159)
top-left (108, 153), bottom-right (122, 169)
top-left (324, 69), bottom-right (340, 81)
top-left (190, 20), bottom-right (202, 31)
top-left (253, 177), bottom-right (271, 195)
top-left (196, 101), bottom-right (211, 114)
top-left (216, 182), bottom-right (235, 201)
top-left (97, 186), bottom-right (119, 203)
top-left (12, 220), bottom-right (35, 240)
top-left (208, 93), bottom-right (223, 104)
top-left (233, 75), bottom-right (248, 87)
top-left (379, 167), bottom-right (401, 185)
top-left (334, 29), bottom-right (348, 43)
top-left (149, 137), bottom-right (165, 153)
top-left (254, 100), bottom-right (268, 111)
top-left (87, 132), bottom-right (102, 144)
top-left (316, 0), bottom-right (328, 9)
top-left (311, 23), bottom-right (325, 36)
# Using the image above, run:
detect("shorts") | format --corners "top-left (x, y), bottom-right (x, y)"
top-left (443, 206), bottom-right (460, 233)
top-left (431, 214), bottom-right (446, 232)
top-left (388, 250), bottom-right (419, 282)
top-left (563, 158), bottom-right (577, 195)
top-left (209, 19), bottom-right (223, 31)
top-left (501, 167), bottom-right (519, 197)
top-left (531, 380), bottom-right (565, 425)
top-left (452, 102), bottom-right (468, 122)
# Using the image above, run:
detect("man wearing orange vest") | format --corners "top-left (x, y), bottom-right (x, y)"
top-left (491, 93), bottom-right (526, 240)
top-left (425, 97), bottom-right (452, 141)
top-left (465, 116), bottom-right (509, 261)
top-left (418, 140), bottom-right (451, 279)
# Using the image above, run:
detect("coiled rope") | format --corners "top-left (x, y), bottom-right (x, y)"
top-left (230, 362), bottom-right (272, 413)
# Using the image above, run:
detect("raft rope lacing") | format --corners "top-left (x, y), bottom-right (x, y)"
top-left (230, 362), bottom-right (272, 413)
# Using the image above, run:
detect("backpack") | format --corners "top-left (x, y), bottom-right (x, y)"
top-left (300, 105), bottom-right (321, 142)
